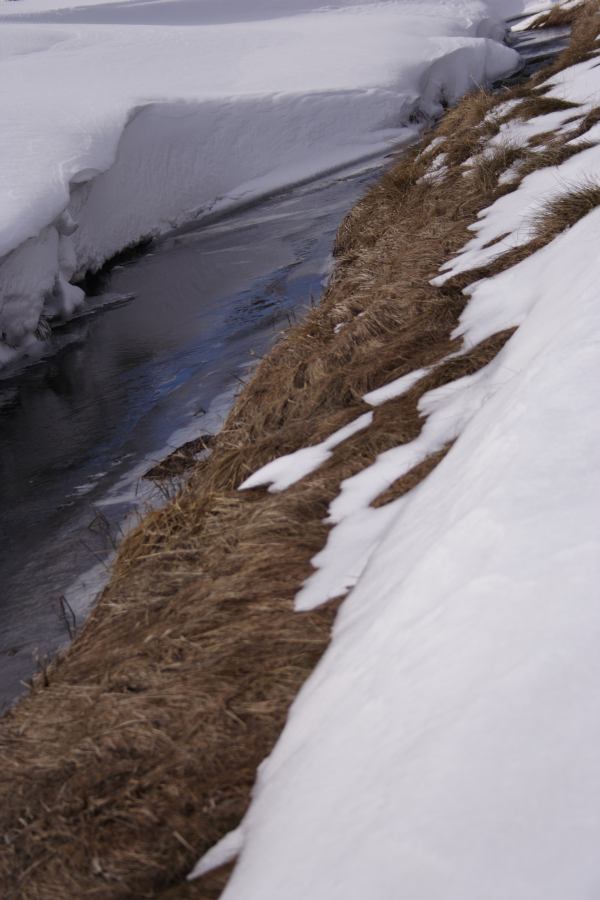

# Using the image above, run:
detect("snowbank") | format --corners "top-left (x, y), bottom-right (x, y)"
top-left (192, 16), bottom-right (600, 899)
top-left (0, 0), bottom-right (525, 365)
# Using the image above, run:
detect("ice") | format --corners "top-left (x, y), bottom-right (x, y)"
top-left (0, 0), bottom-right (524, 365)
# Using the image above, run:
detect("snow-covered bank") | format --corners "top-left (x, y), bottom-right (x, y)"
top-left (191, 8), bottom-right (600, 898)
top-left (0, 0), bottom-right (527, 366)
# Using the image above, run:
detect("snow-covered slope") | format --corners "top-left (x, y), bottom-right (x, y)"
top-left (191, 16), bottom-right (600, 900)
top-left (0, 0), bottom-right (526, 365)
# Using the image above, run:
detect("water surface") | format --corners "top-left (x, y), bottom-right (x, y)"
top-left (0, 159), bottom-right (382, 712)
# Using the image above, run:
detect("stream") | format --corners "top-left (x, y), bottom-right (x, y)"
top-left (0, 18), bottom-right (569, 714)
top-left (0, 158), bottom-right (388, 712)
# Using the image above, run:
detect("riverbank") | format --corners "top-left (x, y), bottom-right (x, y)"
top-left (0, 154), bottom-right (385, 714)
top-left (2, 1), bottom-right (599, 897)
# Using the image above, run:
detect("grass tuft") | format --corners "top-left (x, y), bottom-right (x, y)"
top-left (532, 179), bottom-right (600, 238)
top-left (527, 1), bottom-right (586, 29)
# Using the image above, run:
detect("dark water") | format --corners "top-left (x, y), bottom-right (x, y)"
top-left (0, 160), bottom-right (383, 712)
top-left (504, 22), bottom-right (570, 82)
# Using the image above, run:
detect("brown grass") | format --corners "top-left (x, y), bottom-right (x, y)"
top-left (532, 179), bottom-right (600, 237)
top-left (2, 4), bottom-right (600, 898)
top-left (505, 95), bottom-right (579, 121)
top-left (528, 1), bottom-right (586, 29)
top-left (145, 435), bottom-right (216, 480)
top-left (572, 105), bottom-right (600, 137)
top-left (533, 0), bottom-right (600, 74)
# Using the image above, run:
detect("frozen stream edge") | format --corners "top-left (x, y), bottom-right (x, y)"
top-left (0, 6), bottom-right (522, 368)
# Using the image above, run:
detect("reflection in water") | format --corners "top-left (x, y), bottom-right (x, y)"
top-left (0, 159), bottom-right (382, 711)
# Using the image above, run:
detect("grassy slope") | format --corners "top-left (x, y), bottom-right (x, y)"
top-left (1, 2), bottom-right (599, 896)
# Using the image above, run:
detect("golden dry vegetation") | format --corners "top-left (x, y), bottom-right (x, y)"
top-left (2, 2), bottom-right (600, 897)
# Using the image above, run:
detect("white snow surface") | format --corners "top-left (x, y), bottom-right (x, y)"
top-left (0, 0), bottom-right (528, 364)
top-left (192, 32), bottom-right (600, 900)
top-left (363, 366), bottom-right (430, 404)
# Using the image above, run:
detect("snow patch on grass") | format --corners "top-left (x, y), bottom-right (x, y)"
top-left (433, 121), bottom-right (600, 283)
top-left (240, 412), bottom-right (374, 493)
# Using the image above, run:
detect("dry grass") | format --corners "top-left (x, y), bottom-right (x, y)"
top-left (572, 105), bottom-right (600, 137)
top-left (532, 0), bottom-right (600, 74)
top-left (2, 4), bottom-right (600, 898)
top-left (145, 435), bottom-right (215, 480)
top-left (504, 95), bottom-right (579, 120)
top-left (528, 1), bottom-right (586, 30)
top-left (532, 179), bottom-right (600, 236)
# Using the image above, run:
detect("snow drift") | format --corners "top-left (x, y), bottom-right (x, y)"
top-left (0, 0), bottom-right (525, 365)
top-left (191, 15), bottom-right (600, 900)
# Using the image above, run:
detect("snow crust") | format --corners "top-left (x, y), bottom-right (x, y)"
top-left (0, 0), bottom-right (525, 364)
top-left (193, 29), bottom-right (600, 899)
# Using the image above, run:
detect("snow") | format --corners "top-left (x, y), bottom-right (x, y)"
top-left (431, 45), bottom-right (600, 285)
top-left (363, 367), bottom-right (430, 405)
top-left (419, 151), bottom-right (449, 183)
top-left (216, 176), bottom-right (600, 900)
top-left (511, 0), bottom-right (583, 30)
top-left (417, 135), bottom-right (447, 158)
top-left (458, 102), bottom-right (583, 176)
top-left (188, 826), bottom-right (245, 881)
top-left (192, 28), bottom-right (600, 900)
top-left (240, 412), bottom-right (373, 493)
top-left (433, 130), bottom-right (600, 282)
top-left (484, 97), bottom-right (521, 120)
top-left (0, 0), bottom-right (527, 365)
top-left (488, 106), bottom-right (579, 146)
top-left (431, 58), bottom-right (600, 286)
